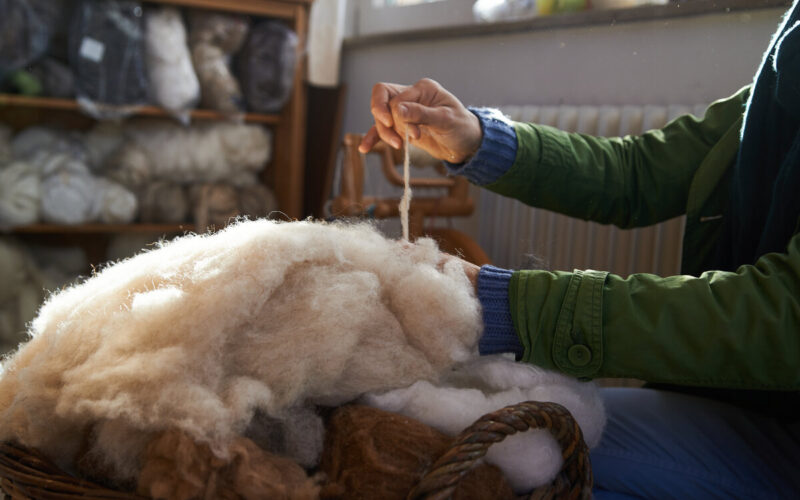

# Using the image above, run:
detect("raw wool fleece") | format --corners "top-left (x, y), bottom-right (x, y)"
top-left (363, 355), bottom-right (606, 494)
top-left (144, 6), bottom-right (200, 122)
top-left (0, 219), bottom-right (482, 485)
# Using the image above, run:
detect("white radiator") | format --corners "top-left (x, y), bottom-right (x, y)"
top-left (481, 102), bottom-right (708, 276)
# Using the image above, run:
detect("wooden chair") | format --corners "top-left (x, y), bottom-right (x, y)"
top-left (331, 133), bottom-right (491, 266)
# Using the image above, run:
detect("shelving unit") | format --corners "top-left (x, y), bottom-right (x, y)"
top-left (0, 94), bottom-right (282, 125)
top-left (0, 0), bottom-right (311, 241)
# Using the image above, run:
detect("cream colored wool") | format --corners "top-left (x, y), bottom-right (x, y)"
top-left (363, 355), bottom-right (606, 494)
top-left (144, 7), bottom-right (200, 121)
top-left (0, 161), bottom-right (41, 228)
top-left (105, 120), bottom-right (271, 186)
top-left (0, 219), bottom-right (482, 485)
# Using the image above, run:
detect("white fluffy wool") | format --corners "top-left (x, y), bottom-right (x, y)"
top-left (0, 161), bottom-right (41, 228)
top-left (145, 7), bottom-right (200, 121)
top-left (0, 220), bottom-right (482, 483)
top-left (107, 120), bottom-right (271, 185)
top-left (363, 355), bottom-right (606, 493)
top-left (41, 169), bottom-right (98, 225)
top-left (93, 178), bottom-right (138, 224)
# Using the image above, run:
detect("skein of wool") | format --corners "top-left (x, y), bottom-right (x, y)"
top-left (188, 11), bottom-right (249, 114)
top-left (93, 178), bottom-right (138, 224)
top-left (138, 181), bottom-right (189, 224)
top-left (144, 7), bottom-right (200, 122)
top-left (111, 120), bottom-right (271, 185)
top-left (0, 161), bottom-right (41, 228)
top-left (41, 169), bottom-right (98, 225)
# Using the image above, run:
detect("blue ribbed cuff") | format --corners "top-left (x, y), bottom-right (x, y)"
top-left (477, 265), bottom-right (523, 358)
top-left (444, 107), bottom-right (518, 186)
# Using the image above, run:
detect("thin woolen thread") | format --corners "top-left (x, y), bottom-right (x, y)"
top-left (400, 128), bottom-right (412, 241)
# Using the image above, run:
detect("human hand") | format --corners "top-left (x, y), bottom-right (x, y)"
top-left (437, 251), bottom-right (480, 294)
top-left (358, 78), bottom-right (483, 164)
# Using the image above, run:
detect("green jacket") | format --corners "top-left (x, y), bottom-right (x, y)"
top-left (486, 86), bottom-right (800, 390)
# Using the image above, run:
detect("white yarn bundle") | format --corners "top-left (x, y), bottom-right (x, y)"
top-left (0, 220), bottom-right (482, 484)
top-left (363, 355), bottom-right (606, 493)
top-left (104, 120), bottom-right (271, 186)
top-left (144, 7), bottom-right (200, 122)
top-left (0, 161), bottom-right (41, 228)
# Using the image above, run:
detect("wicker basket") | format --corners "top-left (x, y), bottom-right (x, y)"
top-left (0, 401), bottom-right (591, 500)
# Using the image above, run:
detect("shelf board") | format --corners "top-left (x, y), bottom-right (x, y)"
top-left (0, 94), bottom-right (280, 125)
top-left (145, 0), bottom-right (310, 19)
top-left (8, 223), bottom-right (197, 235)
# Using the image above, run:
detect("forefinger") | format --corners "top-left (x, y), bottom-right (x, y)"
top-left (370, 82), bottom-right (404, 128)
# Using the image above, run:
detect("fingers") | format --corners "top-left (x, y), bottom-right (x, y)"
top-left (394, 102), bottom-right (453, 130)
top-left (358, 126), bottom-right (380, 154)
top-left (370, 82), bottom-right (405, 129)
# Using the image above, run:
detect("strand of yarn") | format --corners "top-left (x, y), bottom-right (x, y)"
top-left (400, 128), bottom-right (412, 241)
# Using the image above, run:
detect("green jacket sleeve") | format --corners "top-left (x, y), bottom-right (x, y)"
top-left (485, 88), bottom-right (748, 228)
top-left (511, 231), bottom-right (800, 389)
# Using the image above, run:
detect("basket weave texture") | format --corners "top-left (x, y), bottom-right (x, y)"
top-left (0, 401), bottom-right (591, 500)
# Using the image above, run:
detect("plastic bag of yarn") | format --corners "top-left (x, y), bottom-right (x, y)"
top-left (144, 6), bottom-right (199, 123)
top-left (68, 0), bottom-right (150, 120)
top-left (236, 21), bottom-right (297, 113)
top-left (0, 0), bottom-right (54, 80)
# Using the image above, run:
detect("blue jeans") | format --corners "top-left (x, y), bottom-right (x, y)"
top-left (591, 388), bottom-right (800, 500)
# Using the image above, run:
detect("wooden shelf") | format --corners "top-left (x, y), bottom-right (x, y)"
top-left (146, 0), bottom-right (311, 19)
top-left (8, 224), bottom-right (197, 235)
top-left (0, 94), bottom-right (281, 125)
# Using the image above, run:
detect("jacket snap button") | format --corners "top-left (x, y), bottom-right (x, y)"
top-left (568, 344), bottom-right (591, 367)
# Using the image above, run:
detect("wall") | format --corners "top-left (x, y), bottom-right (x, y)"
top-left (337, 6), bottom-right (785, 245)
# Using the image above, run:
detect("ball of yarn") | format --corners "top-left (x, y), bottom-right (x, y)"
top-left (0, 161), bottom-right (41, 228)
top-left (41, 170), bottom-right (97, 225)
top-left (138, 181), bottom-right (189, 224)
top-left (104, 143), bottom-right (152, 189)
top-left (145, 7), bottom-right (200, 119)
top-left (94, 178), bottom-right (138, 224)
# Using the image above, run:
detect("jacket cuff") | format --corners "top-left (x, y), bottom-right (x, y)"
top-left (477, 265), bottom-right (524, 358)
top-left (445, 107), bottom-right (518, 186)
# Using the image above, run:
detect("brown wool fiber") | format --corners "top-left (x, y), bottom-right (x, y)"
top-left (0, 219), bottom-right (482, 484)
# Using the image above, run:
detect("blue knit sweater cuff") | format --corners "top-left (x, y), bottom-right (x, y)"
top-left (445, 107), bottom-right (518, 186)
top-left (477, 265), bottom-right (523, 358)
